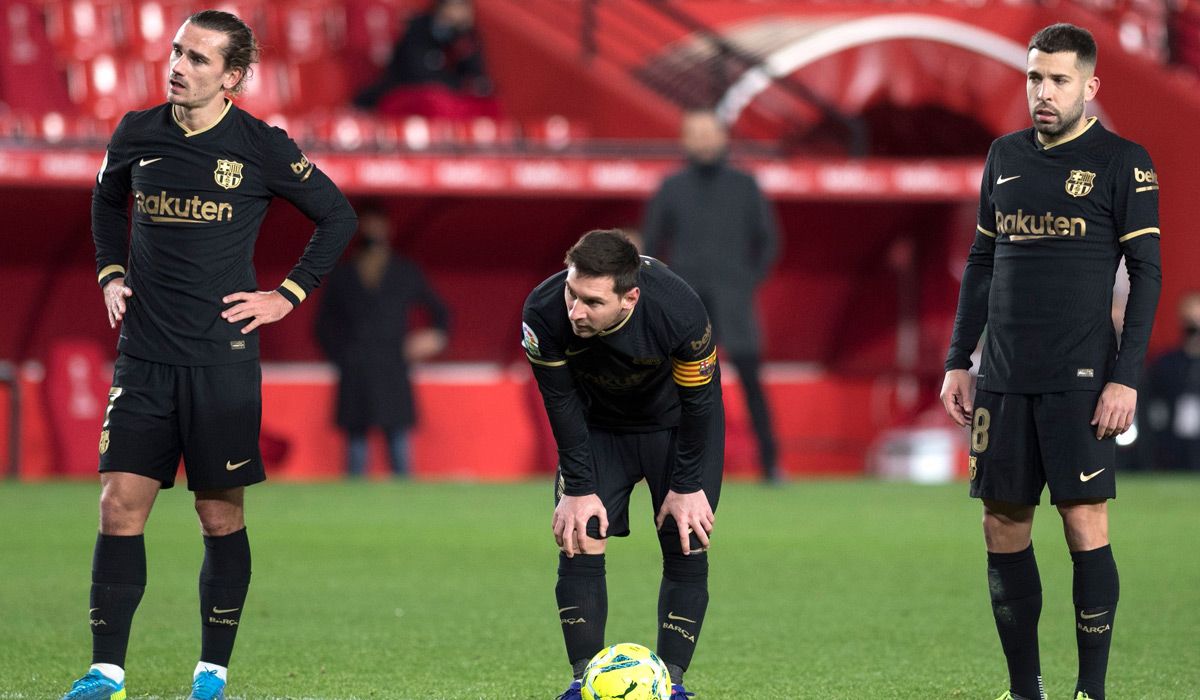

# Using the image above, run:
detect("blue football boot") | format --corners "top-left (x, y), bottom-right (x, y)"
top-left (670, 683), bottom-right (696, 699)
top-left (187, 669), bottom-right (226, 700)
top-left (556, 679), bottom-right (583, 699)
top-left (60, 669), bottom-right (126, 700)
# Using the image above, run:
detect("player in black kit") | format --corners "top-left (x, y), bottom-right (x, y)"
top-left (523, 230), bottom-right (724, 700)
top-left (61, 10), bottom-right (356, 700)
top-left (940, 24), bottom-right (1161, 700)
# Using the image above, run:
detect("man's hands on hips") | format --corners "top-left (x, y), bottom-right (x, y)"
top-left (1092, 382), bottom-right (1136, 440)
top-left (553, 493), bottom-right (607, 558)
top-left (940, 369), bottom-right (975, 427)
top-left (222, 290), bottom-right (294, 334)
top-left (656, 489), bottom-right (714, 556)
top-left (103, 278), bottom-right (133, 329)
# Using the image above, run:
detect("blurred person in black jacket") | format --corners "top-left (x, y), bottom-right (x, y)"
top-left (1142, 291), bottom-right (1200, 471)
top-left (316, 203), bottom-right (449, 478)
top-left (642, 109), bottom-right (782, 482)
top-left (352, 0), bottom-right (498, 120)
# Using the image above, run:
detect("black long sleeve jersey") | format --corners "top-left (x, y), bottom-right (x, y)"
top-left (946, 118), bottom-right (1162, 393)
top-left (522, 258), bottom-right (723, 496)
top-left (93, 100), bottom-right (357, 366)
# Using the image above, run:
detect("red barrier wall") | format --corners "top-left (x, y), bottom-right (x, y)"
top-left (8, 363), bottom-right (924, 482)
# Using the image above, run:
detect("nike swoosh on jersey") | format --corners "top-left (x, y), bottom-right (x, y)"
top-left (139, 157), bottom-right (163, 167)
top-left (226, 459), bottom-right (252, 471)
top-left (996, 175), bottom-right (1021, 185)
top-left (1080, 610), bottom-right (1109, 620)
top-left (1079, 469), bottom-right (1106, 482)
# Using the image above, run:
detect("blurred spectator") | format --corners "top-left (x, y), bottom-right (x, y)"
top-left (1141, 291), bottom-right (1200, 471)
top-left (316, 203), bottom-right (450, 478)
top-left (352, 0), bottom-right (500, 120)
top-left (642, 109), bottom-right (782, 482)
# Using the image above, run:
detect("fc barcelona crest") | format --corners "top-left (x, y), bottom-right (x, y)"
top-left (1065, 169), bottom-right (1095, 198)
top-left (214, 159), bottom-right (244, 190)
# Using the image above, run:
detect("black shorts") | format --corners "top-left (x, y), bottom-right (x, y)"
top-left (554, 420), bottom-right (725, 546)
top-left (98, 354), bottom-right (266, 491)
top-left (969, 389), bottom-right (1115, 505)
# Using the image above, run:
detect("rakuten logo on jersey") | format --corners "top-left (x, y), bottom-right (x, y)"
top-left (134, 190), bottom-right (233, 224)
top-left (995, 209), bottom-right (1086, 240)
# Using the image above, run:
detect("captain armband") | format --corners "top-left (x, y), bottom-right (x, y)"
top-left (672, 349), bottom-right (718, 387)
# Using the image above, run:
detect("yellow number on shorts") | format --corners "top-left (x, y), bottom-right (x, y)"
top-left (103, 386), bottom-right (123, 429)
top-left (971, 407), bottom-right (990, 453)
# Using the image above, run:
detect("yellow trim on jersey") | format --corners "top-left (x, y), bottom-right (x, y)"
top-left (527, 353), bottom-right (567, 368)
top-left (976, 225), bottom-right (997, 238)
top-left (597, 304), bottom-right (636, 336)
top-left (280, 279), bottom-right (307, 303)
top-left (672, 349), bottom-right (718, 387)
top-left (173, 99), bottom-right (233, 137)
top-left (1040, 116), bottom-right (1097, 151)
top-left (97, 264), bottom-right (126, 283)
top-left (1118, 227), bottom-right (1160, 243)
top-left (1135, 185), bottom-right (1159, 193)
top-left (300, 165), bottom-right (315, 182)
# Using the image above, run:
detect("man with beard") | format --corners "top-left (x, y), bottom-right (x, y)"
top-left (523, 230), bottom-right (724, 700)
top-left (940, 23), bottom-right (1161, 700)
top-left (61, 10), bottom-right (355, 700)
top-left (642, 109), bottom-right (780, 482)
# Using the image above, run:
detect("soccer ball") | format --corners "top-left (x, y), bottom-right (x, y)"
top-left (581, 642), bottom-right (671, 700)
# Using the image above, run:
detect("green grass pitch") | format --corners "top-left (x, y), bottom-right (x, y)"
top-left (2, 476), bottom-right (1198, 699)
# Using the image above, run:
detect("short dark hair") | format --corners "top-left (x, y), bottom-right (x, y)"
top-left (564, 229), bottom-right (641, 295)
top-left (1029, 23), bottom-right (1097, 70)
top-left (186, 10), bottom-right (259, 95)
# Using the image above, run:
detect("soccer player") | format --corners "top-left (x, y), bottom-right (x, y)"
top-left (523, 230), bottom-right (724, 700)
top-left (940, 23), bottom-right (1161, 700)
top-left (61, 10), bottom-right (356, 700)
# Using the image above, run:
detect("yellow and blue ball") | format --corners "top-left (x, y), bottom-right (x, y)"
top-left (581, 642), bottom-right (671, 700)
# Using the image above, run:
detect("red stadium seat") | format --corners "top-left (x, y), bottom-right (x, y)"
top-left (65, 54), bottom-right (159, 120)
top-left (235, 58), bottom-right (299, 116)
top-left (43, 0), bottom-right (133, 62)
top-left (1, 1), bottom-right (73, 112)
top-left (522, 115), bottom-right (589, 150)
top-left (128, 0), bottom-right (193, 61)
top-left (266, 1), bottom-right (346, 59)
top-left (0, 111), bottom-right (38, 140)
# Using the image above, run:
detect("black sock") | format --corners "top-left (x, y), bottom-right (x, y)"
top-left (90, 534), bottom-right (147, 668)
top-left (556, 553), bottom-right (606, 680)
top-left (1072, 545), bottom-right (1118, 700)
top-left (657, 551), bottom-right (709, 683)
top-left (199, 528), bottom-right (251, 668)
top-left (988, 544), bottom-right (1044, 700)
